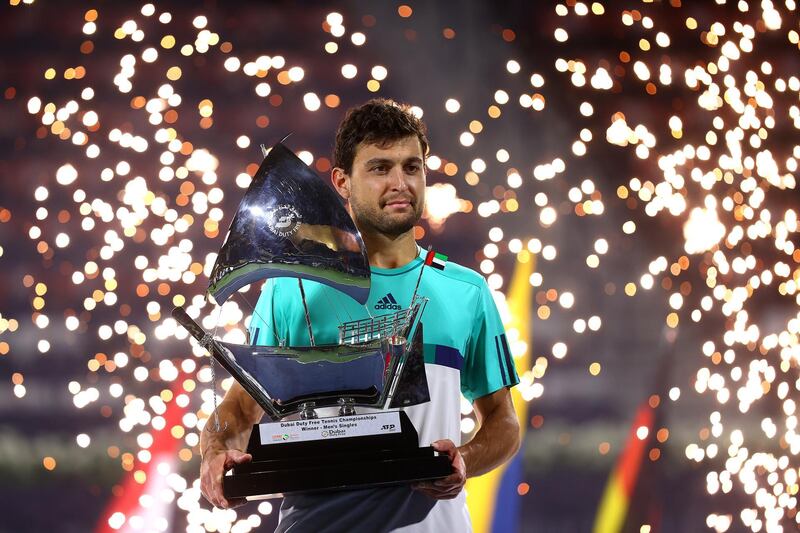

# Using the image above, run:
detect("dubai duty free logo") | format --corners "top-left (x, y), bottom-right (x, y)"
top-left (266, 204), bottom-right (302, 238)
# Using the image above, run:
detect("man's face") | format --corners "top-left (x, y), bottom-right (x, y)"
top-left (345, 135), bottom-right (426, 238)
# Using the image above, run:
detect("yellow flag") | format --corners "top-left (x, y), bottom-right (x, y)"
top-left (466, 251), bottom-right (535, 532)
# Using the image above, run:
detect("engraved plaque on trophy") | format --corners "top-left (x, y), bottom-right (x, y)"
top-left (172, 142), bottom-right (451, 499)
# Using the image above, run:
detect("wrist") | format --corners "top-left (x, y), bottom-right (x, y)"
top-left (457, 445), bottom-right (471, 477)
top-left (201, 444), bottom-right (228, 459)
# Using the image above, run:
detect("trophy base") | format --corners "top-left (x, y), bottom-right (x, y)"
top-left (223, 411), bottom-right (452, 499)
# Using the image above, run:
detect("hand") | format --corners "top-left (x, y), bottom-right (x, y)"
top-left (200, 449), bottom-right (252, 509)
top-left (413, 439), bottom-right (466, 500)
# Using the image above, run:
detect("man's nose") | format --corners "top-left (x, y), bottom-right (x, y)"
top-left (390, 168), bottom-right (409, 191)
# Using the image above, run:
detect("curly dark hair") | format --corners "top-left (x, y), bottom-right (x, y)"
top-left (333, 98), bottom-right (429, 174)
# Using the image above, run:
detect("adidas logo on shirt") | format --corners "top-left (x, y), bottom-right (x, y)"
top-left (375, 293), bottom-right (402, 310)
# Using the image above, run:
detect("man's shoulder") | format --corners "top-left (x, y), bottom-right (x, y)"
top-left (424, 253), bottom-right (486, 292)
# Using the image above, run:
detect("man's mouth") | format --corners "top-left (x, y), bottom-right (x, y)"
top-left (384, 198), bottom-right (413, 209)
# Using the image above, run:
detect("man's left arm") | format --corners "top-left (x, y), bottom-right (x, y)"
top-left (415, 387), bottom-right (520, 499)
top-left (460, 386), bottom-right (520, 476)
top-left (415, 278), bottom-right (521, 499)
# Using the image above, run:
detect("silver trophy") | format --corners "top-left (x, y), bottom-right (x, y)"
top-left (173, 141), bottom-right (450, 499)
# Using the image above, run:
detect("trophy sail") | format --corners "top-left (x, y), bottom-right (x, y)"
top-left (207, 142), bottom-right (370, 306)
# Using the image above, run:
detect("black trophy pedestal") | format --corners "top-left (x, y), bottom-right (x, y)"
top-left (223, 411), bottom-right (452, 499)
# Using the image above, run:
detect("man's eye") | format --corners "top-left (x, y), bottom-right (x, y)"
top-left (372, 166), bottom-right (388, 173)
top-left (405, 165), bottom-right (420, 173)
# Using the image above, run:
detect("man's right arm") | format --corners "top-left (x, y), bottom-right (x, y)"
top-left (199, 381), bottom-right (264, 509)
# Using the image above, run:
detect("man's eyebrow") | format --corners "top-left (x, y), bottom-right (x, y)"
top-left (364, 157), bottom-right (394, 166)
top-left (363, 156), bottom-right (423, 165)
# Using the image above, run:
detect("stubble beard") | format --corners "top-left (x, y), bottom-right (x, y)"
top-left (351, 199), bottom-right (424, 239)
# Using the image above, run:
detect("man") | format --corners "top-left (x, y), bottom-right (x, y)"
top-left (200, 98), bottom-right (520, 531)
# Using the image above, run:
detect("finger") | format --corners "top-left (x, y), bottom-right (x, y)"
top-left (422, 475), bottom-right (459, 490)
top-left (431, 470), bottom-right (461, 483)
top-left (429, 483), bottom-right (463, 497)
top-left (416, 469), bottom-right (455, 486)
top-left (210, 461), bottom-right (230, 508)
top-left (205, 486), bottom-right (223, 509)
top-left (203, 452), bottom-right (251, 509)
top-left (201, 454), bottom-right (227, 508)
top-left (432, 442), bottom-right (458, 463)
top-left (213, 483), bottom-right (228, 508)
top-left (227, 497), bottom-right (248, 508)
top-left (201, 470), bottom-right (219, 507)
top-left (206, 478), bottom-right (222, 508)
top-left (216, 469), bottom-right (237, 508)
top-left (209, 460), bottom-right (226, 505)
top-left (413, 481), bottom-right (444, 493)
top-left (208, 477), bottom-right (245, 509)
top-left (431, 440), bottom-right (454, 452)
top-left (413, 485), bottom-right (441, 498)
top-left (200, 487), bottom-right (213, 507)
top-left (416, 485), bottom-right (460, 500)
top-left (422, 484), bottom-right (453, 492)
top-left (431, 478), bottom-right (461, 489)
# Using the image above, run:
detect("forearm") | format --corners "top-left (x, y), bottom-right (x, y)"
top-left (200, 385), bottom-right (263, 457)
top-left (459, 401), bottom-right (520, 478)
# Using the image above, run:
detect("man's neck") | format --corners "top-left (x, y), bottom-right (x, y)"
top-left (361, 230), bottom-right (418, 269)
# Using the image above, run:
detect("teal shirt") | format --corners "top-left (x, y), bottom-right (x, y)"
top-left (248, 245), bottom-right (519, 402)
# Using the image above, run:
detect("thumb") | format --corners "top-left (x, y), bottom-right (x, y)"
top-left (224, 450), bottom-right (252, 469)
top-left (431, 440), bottom-right (455, 456)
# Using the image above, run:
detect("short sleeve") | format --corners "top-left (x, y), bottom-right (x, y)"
top-left (461, 279), bottom-right (519, 402)
top-left (248, 280), bottom-right (282, 346)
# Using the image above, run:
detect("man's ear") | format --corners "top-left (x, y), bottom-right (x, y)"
top-left (331, 167), bottom-right (350, 200)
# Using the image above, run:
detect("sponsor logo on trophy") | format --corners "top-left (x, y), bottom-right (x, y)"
top-left (266, 203), bottom-right (302, 238)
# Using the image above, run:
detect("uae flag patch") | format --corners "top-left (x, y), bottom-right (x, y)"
top-left (425, 249), bottom-right (447, 270)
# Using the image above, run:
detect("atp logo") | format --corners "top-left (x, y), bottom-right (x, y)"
top-left (375, 293), bottom-right (402, 310)
top-left (266, 204), bottom-right (302, 237)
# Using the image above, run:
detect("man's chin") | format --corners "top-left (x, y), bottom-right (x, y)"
top-left (374, 214), bottom-right (418, 237)
top-left (380, 221), bottom-right (416, 238)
